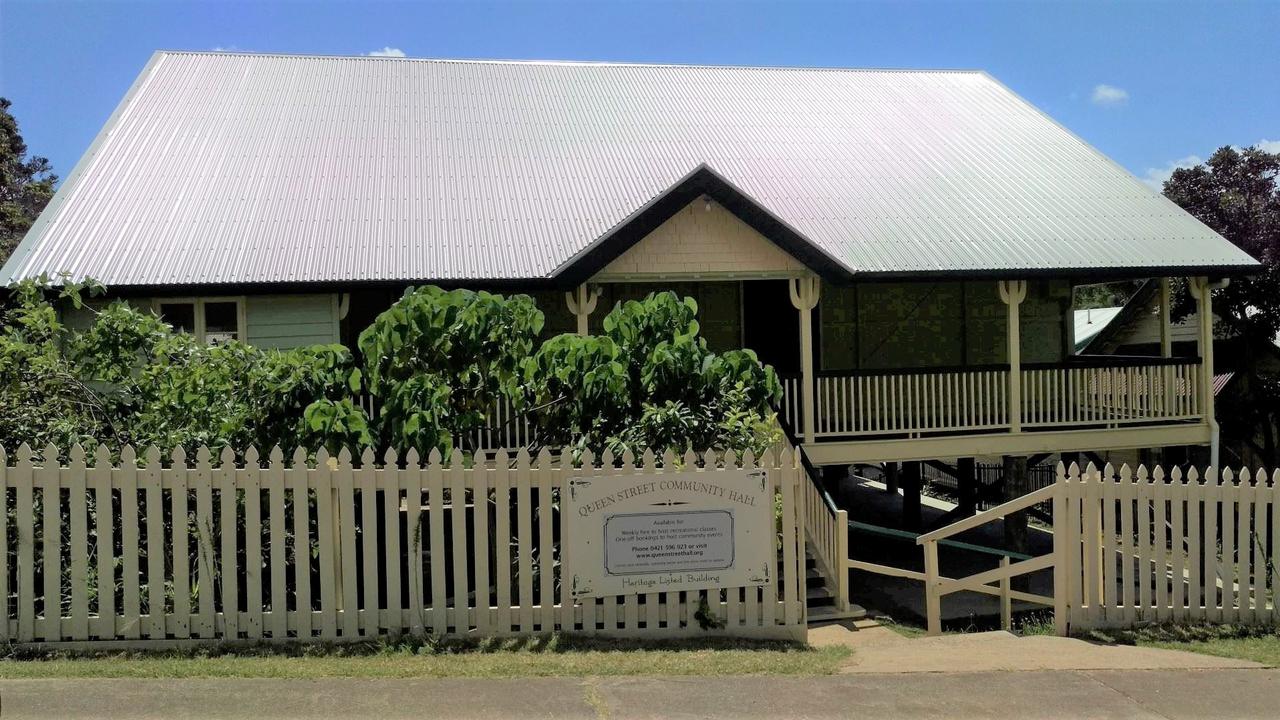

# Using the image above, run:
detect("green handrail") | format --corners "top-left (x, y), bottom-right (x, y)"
top-left (848, 519), bottom-right (1034, 562)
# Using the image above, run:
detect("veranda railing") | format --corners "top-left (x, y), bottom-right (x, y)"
top-left (782, 357), bottom-right (1203, 439)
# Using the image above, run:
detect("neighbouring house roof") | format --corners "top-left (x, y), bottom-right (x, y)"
top-left (1212, 372), bottom-right (1236, 397)
top-left (1073, 307), bottom-right (1124, 352)
top-left (0, 52), bottom-right (1261, 289)
top-left (1081, 279), bottom-right (1280, 356)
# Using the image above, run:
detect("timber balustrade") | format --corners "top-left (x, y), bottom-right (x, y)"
top-left (0, 443), bottom-right (806, 648)
top-left (780, 357), bottom-right (1203, 440)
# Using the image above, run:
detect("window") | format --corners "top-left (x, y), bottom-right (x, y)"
top-left (157, 302), bottom-right (196, 334)
top-left (154, 297), bottom-right (245, 345)
top-left (202, 302), bottom-right (240, 344)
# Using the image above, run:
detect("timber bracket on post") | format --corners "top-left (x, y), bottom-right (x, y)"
top-left (789, 276), bottom-right (821, 444)
top-left (565, 284), bottom-right (602, 336)
top-left (998, 280), bottom-right (1028, 433)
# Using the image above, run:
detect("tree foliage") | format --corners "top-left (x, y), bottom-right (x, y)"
top-left (0, 98), bottom-right (57, 264)
top-left (357, 286), bottom-right (544, 455)
top-left (0, 281), bottom-right (782, 460)
top-left (1163, 145), bottom-right (1280, 463)
top-left (524, 292), bottom-right (782, 456)
top-left (0, 277), bottom-right (365, 458)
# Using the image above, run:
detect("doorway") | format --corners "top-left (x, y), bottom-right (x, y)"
top-left (742, 280), bottom-right (802, 375)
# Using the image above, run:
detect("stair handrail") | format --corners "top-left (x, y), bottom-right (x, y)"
top-left (914, 466), bottom-right (1067, 636)
top-left (915, 483), bottom-right (1057, 544)
top-left (776, 415), bottom-right (849, 614)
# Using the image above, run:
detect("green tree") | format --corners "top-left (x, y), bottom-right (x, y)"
top-left (0, 278), bottom-right (369, 459)
top-left (525, 291), bottom-right (782, 457)
top-left (357, 286), bottom-right (545, 455)
top-left (1163, 145), bottom-right (1280, 463)
top-left (0, 277), bottom-right (110, 451)
top-left (0, 98), bottom-right (57, 264)
top-left (1073, 280), bottom-right (1142, 310)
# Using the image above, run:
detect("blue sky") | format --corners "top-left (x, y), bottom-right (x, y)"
top-left (1, 0), bottom-right (1276, 189)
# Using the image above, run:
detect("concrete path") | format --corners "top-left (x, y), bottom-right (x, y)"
top-left (5, 670), bottom-right (1280, 719)
top-left (810, 622), bottom-right (1263, 673)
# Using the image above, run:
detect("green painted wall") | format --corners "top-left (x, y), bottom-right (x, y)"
top-left (246, 294), bottom-right (339, 349)
top-left (60, 298), bottom-right (148, 333)
top-left (820, 280), bottom-right (1070, 370)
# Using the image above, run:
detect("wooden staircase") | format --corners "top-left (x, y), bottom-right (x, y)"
top-left (804, 550), bottom-right (866, 624)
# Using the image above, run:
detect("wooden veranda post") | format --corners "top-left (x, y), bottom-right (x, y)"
top-left (1188, 276), bottom-right (1220, 469)
top-left (565, 283), bottom-right (601, 336)
top-left (998, 280), bottom-right (1027, 432)
top-left (1159, 278), bottom-right (1175, 417)
top-left (789, 276), bottom-right (821, 444)
top-left (1158, 278), bottom-right (1173, 358)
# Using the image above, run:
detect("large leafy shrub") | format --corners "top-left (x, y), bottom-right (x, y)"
top-left (521, 333), bottom-right (630, 446)
top-left (357, 286), bottom-right (544, 454)
top-left (1, 281), bottom-right (780, 459)
top-left (524, 291), bottom-right (782, 456)
top-left (0, 278), bottom-right (367, 458)
top-left (0, 277), bottom-right (111, 451)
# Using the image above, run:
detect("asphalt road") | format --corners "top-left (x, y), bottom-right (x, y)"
top-left (4, 669), bottom-right (1280, 719)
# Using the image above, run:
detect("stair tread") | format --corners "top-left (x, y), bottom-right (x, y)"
top-left (807, 603), bottom-right (867, 624)
top-left (806, 586), bottom-right (835, 602)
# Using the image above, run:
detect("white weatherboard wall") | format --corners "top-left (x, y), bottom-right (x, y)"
top-left (245, 294), bottom-right (340, 349)
top-left (597, 201), bottom-right (804, 279)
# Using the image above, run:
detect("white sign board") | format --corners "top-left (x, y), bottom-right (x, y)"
top-left (567, 468), bottom-right (774, 598)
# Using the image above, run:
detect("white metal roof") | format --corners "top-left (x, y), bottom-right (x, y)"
top-left (1, 52), bottom-right (1259, 288)
top-left (1073, 307), bottom-right (1125, 352)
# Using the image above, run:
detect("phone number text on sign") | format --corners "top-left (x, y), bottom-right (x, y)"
top-left (604, 510), bottom-right (735, 575)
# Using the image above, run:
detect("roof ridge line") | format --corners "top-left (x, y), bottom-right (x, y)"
top-left (153, 50), bottom-right (987, 74)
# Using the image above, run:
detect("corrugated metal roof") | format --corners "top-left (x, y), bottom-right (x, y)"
top-left (1073, 306), bottom-right (1125, 352)
top-left (1212, 372), bottom-right (1236, 396)
top-left (1, 52), bottom-right (1260, 287)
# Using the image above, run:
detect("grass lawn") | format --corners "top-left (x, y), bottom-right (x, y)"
top-left (0, 635), bottom-right (851, 679)
top-left (1085, 625), bottom-right (1280, 667)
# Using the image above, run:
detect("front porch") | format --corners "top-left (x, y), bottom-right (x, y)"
top-left (773, 275), bottom-right (1221, 465)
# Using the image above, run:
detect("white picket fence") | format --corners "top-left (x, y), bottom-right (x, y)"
top-left (1, 443), bottom-right (805, 648)
top-left (915, 461), bottom-right (1280, 634)
top-left (1062, 462), bottom-right (1280, 631)
top-left (794, 456), bottom-right (1280, 635)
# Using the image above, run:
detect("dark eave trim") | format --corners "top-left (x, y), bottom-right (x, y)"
top-left (43, 261), bottom-right (1258, 300)
top-left (842, 264), bottom-right (1259, 284)
top-left (82, 277), bottom-right (566, 300)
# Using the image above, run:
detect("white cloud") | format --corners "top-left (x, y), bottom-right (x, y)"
top-left (1257, 139), bottom-right (1280, 154)
top-left (1091, 84), bottom-right (1129, 107)
top-left (368, 47), bottom-right (406, 57)
top-left (1140, 154), bottom-right (1202, 191)
top-left (211, 45), bottom-right (237, 52)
